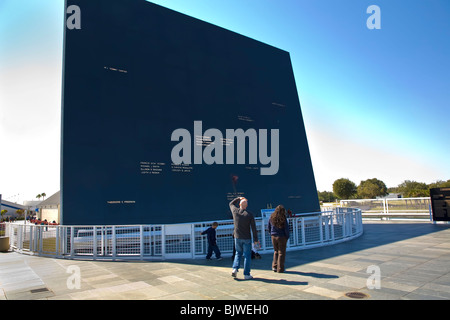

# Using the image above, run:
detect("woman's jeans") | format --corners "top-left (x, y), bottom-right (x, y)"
top-left (232, 238), bottom-right (252, 276)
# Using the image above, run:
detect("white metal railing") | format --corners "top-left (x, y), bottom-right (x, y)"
top-left (0, 222), bottom-right (6, 236)
top-left (339, 197), bottom-right (431, 220)
top-left (5, 208), bottom-right (363, 261)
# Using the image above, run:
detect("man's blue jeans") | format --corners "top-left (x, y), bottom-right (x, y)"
top-left (232, 238), bottom-right (252, 276)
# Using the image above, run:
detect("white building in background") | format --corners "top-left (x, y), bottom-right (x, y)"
top-left (23, 200), bottom-right (41, 216)
top-left (1, 198), bottom-right (27, 219)
top-left (1, 193), bottom-right (43, 220)
top-left (38, 191), bottom-right (60, 223)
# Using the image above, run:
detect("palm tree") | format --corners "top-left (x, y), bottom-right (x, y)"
top-left (1, 209), bottom-right (7, 221)
top-left (41, 193), bottom-right (46, 201)
top-left (16, 209), bottom-right (25, 220)
top-left (36, 194), bottom-right (41, 201)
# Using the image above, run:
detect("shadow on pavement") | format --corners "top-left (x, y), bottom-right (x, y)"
top-left (284, 270), bottom-right (339, 279)
top-left (233, 277), bottom-right (308, 286)
top-left (201, 222), bottom-right (450, 272)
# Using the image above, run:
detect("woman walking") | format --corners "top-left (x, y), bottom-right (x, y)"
top-left (268, 205), bottom-right (290, 273)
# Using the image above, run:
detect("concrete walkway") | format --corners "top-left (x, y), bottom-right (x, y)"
top-left (1, 221), bottom-right (450, 300)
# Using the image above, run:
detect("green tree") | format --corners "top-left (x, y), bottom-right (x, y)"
top-left (332, 178), bottom-right (357, 199)
top-left (36, 193), bottom-right (46, 201)
top-left (428, 180), bottom-right (450, 189)
top-left (396, 180), bottom-right (429, 197)
top-left (317, 190), bottom-right (337, 203)
top-left (1, 209), bottom-right (7, 221)
top-left (16, 209), bottom-right (25, 220)
top-left (357, 178), bottom-right (388, 199)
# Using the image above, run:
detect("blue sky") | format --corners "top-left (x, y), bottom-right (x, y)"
top-left (1, 0), bottom-right (449, 203)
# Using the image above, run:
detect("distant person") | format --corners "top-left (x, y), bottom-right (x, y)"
top-left (229, 197), bottom-right (259, 280)
top-left (201, 222), bottom-right (222, 260)
top-left (268, 205), bottom-right (290, 273)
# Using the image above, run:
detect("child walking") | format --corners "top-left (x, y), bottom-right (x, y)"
top-left (201, 222), bottom-right (222, 260)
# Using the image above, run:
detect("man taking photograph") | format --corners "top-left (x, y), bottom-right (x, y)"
top-left (229, 197), bottom-right (259, 280)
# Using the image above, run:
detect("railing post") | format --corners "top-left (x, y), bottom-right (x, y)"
top-left (324, 215), bottom-right (329, 241)
top-left (385, 198), bottom-right (389, 219)
top-left (55, 226), bottom-right (60, 256)
top-left (112, 226), bottom-right (116, 259)
top-left (300, 218), bottom-right (305, 246)
top-left (348, 213), bottom-right (352, 237)
top-left (93, 226), bottom-right (97, 259)
top-left (101, 226), bottom-right (105, 256)
top-left (61, 226), bottom-right (66, 256)
top-left (35, 225), bottom-right (39, 252)
top-left (190, 224), bottom-right (195, 259)
top-left (293, 218), bottom-right (298, 246)
top-left (18, 225), bottom-right (23, 251)
top-left (319, 216), bottom-right (323, 243)
top-left (29, 226), bottom-right (34, 252)
top-left (161, 225), bottom-right (166, 259)
top-left (358, 209), bottom-right (362, 232)
top-left (330, 214), bottom-right (335, 241)
top-left (261, 218), bottom-right (266, 252)
top-left (70, 227), bottom-right (75, 257)
top-left (38, 226), bottom-right (43, 254)
top-left (347, 213), bottom-right (352, 236)
top-left (344, 211), bottom-right (347, 235)
top-left (140, 225), bottom-right (144, 260)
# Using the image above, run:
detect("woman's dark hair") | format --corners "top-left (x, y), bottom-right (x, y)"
top-left (270, 205), bottom-right (287, 229)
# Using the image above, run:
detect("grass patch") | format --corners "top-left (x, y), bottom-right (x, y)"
top-left (22, 237), bottom-right (61, 255)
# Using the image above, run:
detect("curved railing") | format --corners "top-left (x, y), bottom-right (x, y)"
top-left (5, 208), bottom-right (362, 261)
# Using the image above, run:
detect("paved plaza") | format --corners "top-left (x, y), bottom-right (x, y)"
top-left (1, 221), bottom-right (450, 300)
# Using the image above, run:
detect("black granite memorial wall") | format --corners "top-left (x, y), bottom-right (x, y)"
top-left (61, 0), bottom-right (319, 225)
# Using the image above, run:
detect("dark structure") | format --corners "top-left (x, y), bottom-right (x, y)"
top-left (430, 188), bottom-right (450, 222)
top-left (61, 0), bottom-right (319, 225)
